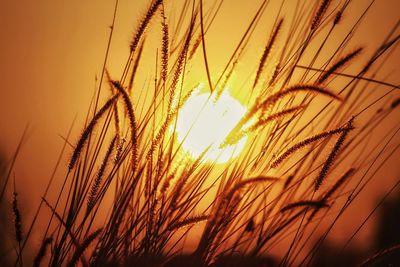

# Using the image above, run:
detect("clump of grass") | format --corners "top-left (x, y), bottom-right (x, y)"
top-left (3, 1), bottom-right (399, 266)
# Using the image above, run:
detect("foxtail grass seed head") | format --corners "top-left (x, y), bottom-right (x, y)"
top-left (268, 63), bottom-right (280, 87)
top-left (167, 16), bottom-right (195, 114)
top-left (33, 237), bottom-right (53, 267)
top-left (391, 98), bottom-right (400, 109)
top-left (323, 168), bottom-right (356, 201)
top-left (283, 175), bottom-right (295, 190)
top-left (146, 112), bottom-right (173, 160)
top-left (130, 0), bottom-right (163, 54)
top-left (69, 94), bottom-right (119, 170)
top-left (250, 105), bottom-right (306, 132)
top-left (226, 176), bottom-right (279, 200)
top-left (168, 215), bottom-right (208, 231)
top-left (161, 7), bottom-right (169, 84)
top-left (189, 34), bottom-right (202, 60)
top-left (311, 0), bottom-right (332, 30)
top-left (271, 126), bottom-right (351, 168)
top-left (315, 118), bottom-right (354, 191)
top-left (12, 191), bottom-right (22, 244)
top-left (258, 84), bottom-right (341, 113)
top-left (245, 218), bottom-right (255, 232)
top-left (67, 229), bottom-right (102, 267)
top-left (280, 200), bottom-right (329, 213)
top-left (109, 78), bottom-right (138, 173)
top-left (87, 136), bottom-right (117, 213)
top-left (333, 10), bottom-right (342, 25)
top-left (317, 48), bottom-right (363, 84)
top-left (114, 137), bottom-right (126, 163)
top-left (128, 40), bottom-right (145, 94)
top-left (253, 18), bottom-right (283, 89)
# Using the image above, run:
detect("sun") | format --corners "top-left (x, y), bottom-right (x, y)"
top-left (174, 87), bottom-right (248, 163)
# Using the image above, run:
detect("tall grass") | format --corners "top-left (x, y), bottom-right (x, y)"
top-left (1, 0), bottom-right (399, 266)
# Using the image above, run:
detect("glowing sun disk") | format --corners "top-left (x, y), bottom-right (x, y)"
top-left (175, 89), bottom-right (247, 163)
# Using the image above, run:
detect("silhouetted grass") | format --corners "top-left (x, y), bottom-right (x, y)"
top-left (1, 0), bottom-right (399, 266)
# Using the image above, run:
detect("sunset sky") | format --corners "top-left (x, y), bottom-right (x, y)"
top-left (0, 0), bottom-right (399, 260)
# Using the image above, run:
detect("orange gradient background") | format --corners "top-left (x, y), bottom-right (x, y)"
top-left (0, 0), bottom-right (399, 259)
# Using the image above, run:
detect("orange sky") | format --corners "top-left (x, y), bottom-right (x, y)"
top-left (0, 0), bottom-right (399, 255)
